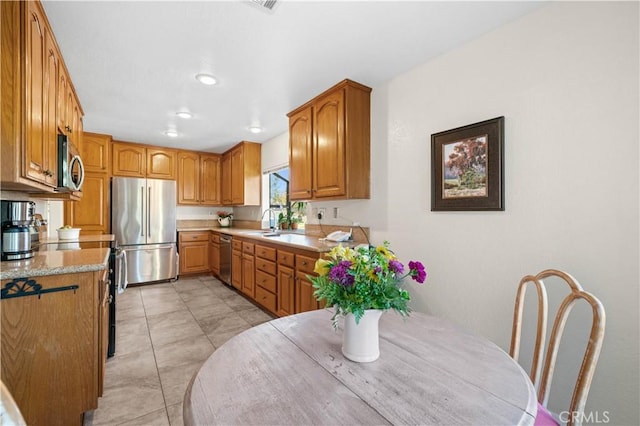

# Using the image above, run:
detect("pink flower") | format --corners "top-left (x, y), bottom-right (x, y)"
top-left (408, 261), bottom-right (427, 284)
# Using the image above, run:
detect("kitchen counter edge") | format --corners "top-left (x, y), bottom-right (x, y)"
top-left (0, 248), bottom-right (110, 280)
top-left (177, 227), bottom-right (356, 252)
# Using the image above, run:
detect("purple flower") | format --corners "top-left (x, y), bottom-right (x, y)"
top-left (388, 260), bottom-right (404, 274)
top-left (408, 261), bottom-right (427, 284)
top-left (329, 262), bottom-right (355, 287)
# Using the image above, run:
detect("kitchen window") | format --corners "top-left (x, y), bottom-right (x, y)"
top-left (262, 167), bottom-right (306, 229)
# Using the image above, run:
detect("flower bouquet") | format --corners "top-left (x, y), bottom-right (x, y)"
top-left (311, 242), bottom-right (427, 328)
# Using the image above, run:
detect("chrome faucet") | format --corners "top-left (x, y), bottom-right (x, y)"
top-left (261, 208), bottom-right (279, 231)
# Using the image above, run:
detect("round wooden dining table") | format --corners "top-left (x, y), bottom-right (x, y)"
top-left (184, 310), bottom-right (537, 425)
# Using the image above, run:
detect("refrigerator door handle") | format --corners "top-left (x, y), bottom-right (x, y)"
top-left (148, 186), bottom-right (152, 239)
top-left (116, 249), bottom-right (128, 294)
top-left (140, 185), bottom-right (145, 237)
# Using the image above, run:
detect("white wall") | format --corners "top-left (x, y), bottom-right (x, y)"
top-left (306, 3), bottom-right (638, 423)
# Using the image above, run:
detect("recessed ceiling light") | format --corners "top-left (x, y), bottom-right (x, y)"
top-left (165, 130), bottom-right (178, 138)
top-left (195, 73), bottom-right (217, 86)
top-left (249, 126), bottom-right (262, 134)
top-left (176, 111), bottom-right (192, 119)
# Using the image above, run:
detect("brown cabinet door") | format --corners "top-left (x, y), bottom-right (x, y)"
top-left (230, 146), bottom-right (244, 205)
top-left (98, 270), bottom-right (109, 397)
top-left (25, 2), bottom-right (47, 185)
top-left (221, 152), bottom-right (232, 205)
top-left (147, 148), bottom-right (177, 180)
top-left (210, 242), bottom-right (220, 275)
top-left (177, 151), bottom-right (200, 204)
top-left (313, 89), bottom-right (346, 199)
top-left (1, 272), bottom-right (99, 425)
top-left (242, 253), bottom-right (255, 298)
top-left (57, 65), bottom-right (68, 136)
top-left (289, 106), bottom-right (314, 200)
top-left (64, 173), bottom-right (110, 233)
top-left (43, 27), bottom-right (58, 186)
top-left (180, 241), bottom-right (210, 274)
top-left (200, 154), bottom-right (221, 205)
top-left (296, 273), bottom-right (320, 313)
top-left (277, 264), bottom-right (295, 317)
top-left (112, 142), bottom-right (146, 177)
top-left (231, 249), bottom-right (242, 290)
top-left (81, 132), bottom-right (111, 173)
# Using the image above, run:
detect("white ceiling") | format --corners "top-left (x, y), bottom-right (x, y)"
top-left (42, 1), bottom-right (543, 153)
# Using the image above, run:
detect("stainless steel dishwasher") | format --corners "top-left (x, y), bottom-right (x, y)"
top-left (219, 234), bottom-right (232, 285)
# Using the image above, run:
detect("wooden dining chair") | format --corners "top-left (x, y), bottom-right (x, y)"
top-left (509, 269), bottom-right (605, 426)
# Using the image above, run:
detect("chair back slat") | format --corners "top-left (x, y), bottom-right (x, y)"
top-left (510, 269), bottom-right (605, 426)
top-left (509, 275), bottom-right (548, 391)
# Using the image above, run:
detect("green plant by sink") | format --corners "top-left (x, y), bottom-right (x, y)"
top-left (278, 201), bottom-right (306, 230)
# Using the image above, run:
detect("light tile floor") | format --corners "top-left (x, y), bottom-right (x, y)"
top-left (83, 275), bottom-right (275, 426)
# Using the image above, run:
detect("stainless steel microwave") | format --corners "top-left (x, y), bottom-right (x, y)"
top-left (56, 134), bottom-right (85, 192)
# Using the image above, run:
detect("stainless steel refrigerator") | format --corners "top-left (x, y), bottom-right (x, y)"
top-left (111, 177), bottom-right (178, 289)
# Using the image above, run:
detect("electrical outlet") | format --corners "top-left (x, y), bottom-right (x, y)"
top-left (317, 208), bottom-right (325, 220)
top-left (209, 210), bottom-right (215, 216)
top-left (333, 207), bottom-right (339, 219)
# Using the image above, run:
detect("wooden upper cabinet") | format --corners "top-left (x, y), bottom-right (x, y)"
top-left (42, 24), bottom-right (59, 187)
top-left (223, 142), bottom-right (261, 206)
top-left (112, 142), bottom-right (146, 177)
top-left (230, 146), bottom-right (244, 205)
top-left (289, 106), bottom-right (313, 200)
top-left (177, 151), bottom-right (200, 204)
top-left (287, 79), bottom-right (371, 201)
top-left (221, 152), bottom-right (232, 205)
top-left (177, 151), bottom-right (222, 205)
top-left (24, 1), bottom-right (59, 187)
top-left (201, 154), bottom-right (221, 205)
top-left (1, 0), bottom-right (82, 193)
top-left (147, 148), bottom-right (177, 180)
top-left (65, 132), bottom-right (111, 234)
top-left (112, 141), bottom-right (177, 179)
top-left (81, 132), bottom-right (111, 173)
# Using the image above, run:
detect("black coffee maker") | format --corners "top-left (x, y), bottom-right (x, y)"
top-left (1, 200), bottom-right (36, 261)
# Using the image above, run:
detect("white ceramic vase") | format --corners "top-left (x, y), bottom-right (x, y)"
top-left (218, 217), bottom-right (231, 227)
top-left (342, 309), bottom-right (383, 362)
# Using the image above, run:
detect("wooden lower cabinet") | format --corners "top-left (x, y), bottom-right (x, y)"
top-left (241, 242), bottom-right (255, 298)
top-left (179, 232), bottom-right (210, 275)
top-left (210, 233), bottom-right (220, 276)
top-left (231, 241), bottom-right (242, 290)
top-left (1, 269), bottom-right (106, 426)
top-left (98, 269), bottom-right (109, 397)
top-left (295, 253), bottom-right (321, 313)
top-left (277, 264), bottom-right (295, 316)
top-left (255, 245), bottom-right (277, 314)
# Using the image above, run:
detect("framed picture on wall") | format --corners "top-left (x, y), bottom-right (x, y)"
top-left (431, 116), bottom-right (504, 211)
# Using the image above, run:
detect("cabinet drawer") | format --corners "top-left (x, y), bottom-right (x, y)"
top-left (296, 254), bottom-right (318, 275)
top-left (210, 233), bottom-right (220, 243)
top-left (256, 258), bottom-right (276, 275)
top-left (179, 232), bottom-right (209, 242)
top-left (255, 245), bottom-right (276, 261)
top-left (278, 250), bottom-right (295, 268)
top-left (242, 242), bottom-right (254, 255)
top-left (255, 285), bottom-right (276, 313)
top-left (255, 270), bottom-right (277, 293)
top-left (232, 240), bottom-right (243, 251)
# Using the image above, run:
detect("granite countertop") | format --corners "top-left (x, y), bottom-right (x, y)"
top-left (178, 227), bottom-right (359, 252)
top-left (0, 248), bottom-right (110, 280)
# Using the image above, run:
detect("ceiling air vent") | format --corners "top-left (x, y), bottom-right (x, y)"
top-left (251, 0), bottom-right (279, 12)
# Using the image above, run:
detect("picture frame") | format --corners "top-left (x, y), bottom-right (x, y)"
top-left (431, 116), bottom-right (504, 211)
